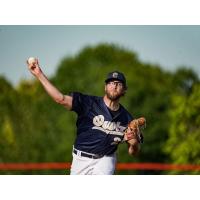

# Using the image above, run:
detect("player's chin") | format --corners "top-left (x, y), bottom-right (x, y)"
top-left (108, 93), bottom-right (123, 101)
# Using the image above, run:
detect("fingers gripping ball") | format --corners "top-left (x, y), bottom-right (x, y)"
top-left (27, 57), bottom-right (38, 69)
top-left (28, 57), bottom-right (37, 64)
top-left (124, 117), bottom-right (146, 144)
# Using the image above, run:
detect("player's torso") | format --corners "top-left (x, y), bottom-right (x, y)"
top-left (73, 94), bottom-right (132, 155)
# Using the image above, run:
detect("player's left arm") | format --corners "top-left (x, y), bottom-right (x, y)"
top-left (123, 117), bottom-right (146, 156)
top-left (127, 140), bottom-right (140, 156)
top-left (123, 125), bottom-right (140, 156)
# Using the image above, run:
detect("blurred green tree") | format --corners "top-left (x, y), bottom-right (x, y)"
top-left (164, 83), bottom-right (200, 174)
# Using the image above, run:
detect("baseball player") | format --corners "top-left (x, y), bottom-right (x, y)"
top-left (27, 58), bottom-right (143, 175)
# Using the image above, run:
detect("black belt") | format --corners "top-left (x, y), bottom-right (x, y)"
top-left (73, 149), bottom-right (103, 159)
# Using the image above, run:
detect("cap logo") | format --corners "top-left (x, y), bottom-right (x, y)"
top-left (112, 72), bottom-right (118, 78)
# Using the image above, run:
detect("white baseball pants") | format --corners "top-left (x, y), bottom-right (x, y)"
top-left (70, 150), bottom-right (117, 175)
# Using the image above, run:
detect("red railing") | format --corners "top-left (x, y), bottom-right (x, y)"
top-left (0, 162), bottom-right (200, 171)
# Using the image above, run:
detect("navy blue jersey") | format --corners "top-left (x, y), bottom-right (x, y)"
top-left (70, 92), bottom-right (133, 155)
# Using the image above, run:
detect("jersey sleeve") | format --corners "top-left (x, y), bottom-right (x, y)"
top-left (127, 113), bottom-right (134, 123)
top-left (70, 92), bottom-right (90, 115)
top-left (119, 104), bottom-right (133, 125)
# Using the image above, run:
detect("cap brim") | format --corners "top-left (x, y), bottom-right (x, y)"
top-left (105, 78), bottom-right (126, 87)
top-left (105, 78), bottom-right (123, 83)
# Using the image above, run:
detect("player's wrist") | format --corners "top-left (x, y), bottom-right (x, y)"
top-left (122, 134), bottom-right (133, 143)
top-left (36, 70), bottom-right (45, 80)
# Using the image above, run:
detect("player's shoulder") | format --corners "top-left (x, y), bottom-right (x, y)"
top-left (120, 104), bottom-right (133, 120)
top-left (70, 91), bottom-right (100, 101)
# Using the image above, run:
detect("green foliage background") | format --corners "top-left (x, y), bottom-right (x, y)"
top-left (0, 43), bottom-right (199, 174)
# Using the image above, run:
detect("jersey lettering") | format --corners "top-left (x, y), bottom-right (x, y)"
top-left (111, 137), bottom-right (122, 145)
top-left (92, 115), bottom-right (126, 136)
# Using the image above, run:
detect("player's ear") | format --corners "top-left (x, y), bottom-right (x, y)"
top-left (121, 87), bottom-right (127, 96)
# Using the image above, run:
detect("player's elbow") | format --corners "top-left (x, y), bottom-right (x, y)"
top-left (55, 95), bottom-right (73, 110)
top-left (54, 94), bottom-right (65, 104)
top-left (54, 97), bottom-right (64, 105)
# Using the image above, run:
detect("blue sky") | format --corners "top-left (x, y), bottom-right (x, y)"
top-left (0, 25), bottom-right (200, 85)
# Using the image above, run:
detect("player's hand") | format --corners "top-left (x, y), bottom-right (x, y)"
top-left (27, 58), bottom-right (42, 77)
top-left (123, 126), bottom-right (137, 141)
top-left (124, 130), bottom-right (139, 145)
top-left (123, 117), bottom-right (146, 144)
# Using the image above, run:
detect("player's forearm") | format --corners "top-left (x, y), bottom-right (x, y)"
top-left (128, 143), bottom-right (140, 156)
top-left (37, 72), bottom-right (64, 104)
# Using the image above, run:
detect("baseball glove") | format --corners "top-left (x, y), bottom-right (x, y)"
top-left (123, 117), bottom-right (146, 144)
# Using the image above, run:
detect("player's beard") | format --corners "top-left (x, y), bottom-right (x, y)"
top-left (105, 90), bottom-right (124, 101)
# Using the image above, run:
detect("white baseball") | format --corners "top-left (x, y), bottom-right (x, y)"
top-left (28, 57), bottom-right (37, 64)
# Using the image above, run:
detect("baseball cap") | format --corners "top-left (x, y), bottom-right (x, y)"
top-left (105, 71), bottom-right (127, 88)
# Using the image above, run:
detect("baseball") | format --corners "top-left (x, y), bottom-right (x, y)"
top-left (28, 57), bottom-right (37, 65)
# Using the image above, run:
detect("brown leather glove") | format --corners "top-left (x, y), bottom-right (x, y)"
top-left (123, 117), bottom-right (146, 144)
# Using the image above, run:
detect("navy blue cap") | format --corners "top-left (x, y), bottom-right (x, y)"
top-left (105, 71), bottom-right (127, 88)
